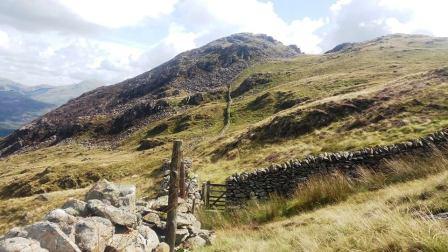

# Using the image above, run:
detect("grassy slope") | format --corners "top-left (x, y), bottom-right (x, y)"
top-left (1, 34), bottom-right (448, 233)
top-left (198, 153), bottom-right (448, 251)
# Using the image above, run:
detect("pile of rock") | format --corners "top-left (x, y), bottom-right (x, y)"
top-left (0, 179), bottom-right (213, 251)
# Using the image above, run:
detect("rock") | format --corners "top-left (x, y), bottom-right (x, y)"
top-left (62, 199), bottom-right (88, 217)
top-left (85, 179), bottom-right (136, 211)
top-left (175, 228), bottom-right (189, 245)
top-left (4, 227), bottom-right (28, 238)
top-left (434, 212), bottom-right (448, 220)
top-left (43, 209), bottom-right (77, 237)
top-left (198, 229), bottom-right (215, 245)
top-left (184, 236), bottom-right (206, 249)
top-left (137, 225), bottom-right (159, 250)
top-left (23, 221), bottom-right (81, 252)
top-left (176, 213), bottom-right (197, 228)
top-left (87, 200), bottom-right (139, 228)
top-left (148, 195), bottom-right (169, 211)
top-left (142, 212), bottom-right (162, 227)
top-left (74, 217), bottom-right (114, 252)
top-left (0, 237), bottom-right (48, 252)
top-left (107, 229), bottom-right (148, 252)
top-left (177, 202), bottom-right (190, 213)
top-left (154, 242), bottom-right (170, 252)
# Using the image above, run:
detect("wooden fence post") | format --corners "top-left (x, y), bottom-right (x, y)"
top-left (166, 140), bottom-right (182, 252)
top-left (179, 161), bottom-right (186, 198)
top-left (205, 181), bottom-right (210, 208)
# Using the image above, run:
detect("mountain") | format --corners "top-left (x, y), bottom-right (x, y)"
top-left (0, 33), bottom-right (301, 155)
top-left (0, 79), bottom-right (103, 137)
top-left (1, 33), bottom-right (448, 237)
top-left (0, 78), bottom-right (28, 93)
top-left (27, 80), bottom-right (103, 106)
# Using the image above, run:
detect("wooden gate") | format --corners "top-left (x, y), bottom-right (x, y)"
top-left (202, 181), bottom-right (226, 210)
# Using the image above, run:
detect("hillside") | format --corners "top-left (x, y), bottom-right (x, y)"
top-left (0, 33), bottom-right (448, 235)
top-left (0, 33), bottom-right (301, 156)
top-left (199, 152), bottom-right (448, 251)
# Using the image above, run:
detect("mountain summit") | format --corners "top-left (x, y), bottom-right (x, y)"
top-left (0, 33), bottom-right (301, 156)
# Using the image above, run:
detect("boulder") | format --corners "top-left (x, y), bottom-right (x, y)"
top-left (74, 217), bottom-right (114, 252)
top-left (197, 229), bottom-right (215, 245)
top-left (176, 213), bottom-right (197, 228)
top-left (175, 228), bottom-right (189, 245)
top-left (85, 179), bottom-right (136, 211)
top-left (154, 242), bottom-right (170, 252)
top-left (23, 221), bottom-right (81, 252)
top-left (87, 200), bottom-right (139, 228)
top-left (0, 237), bottom-right (48, 252)
top-left (62, 199), bottom-right (88, 217)
top-left (147, 195), bottom-right (169, 211)
top-left (142, 212), bottom-right (162, 227)
top-left (43, 209), bottom-right (77, 238)
top-left (177, 202), bottom-right (190, 213)
top-left (107, 229), bottom-right (148, 252)
top-left (3, 227), bottom-right (28, 239)
top-left (148, 196), bottom-right (187, 212)
top-left (137, 225), bottom-right (159, 250)
top-left (184, 236), bottom-right (207, 249)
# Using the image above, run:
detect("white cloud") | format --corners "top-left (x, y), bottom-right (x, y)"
top-left (59, 0), bottom-right (178, 28)
top-left (322, 0), bottom-right (448, 50)
top-left (174, 0), bottom-right (326, 53)
top-left (0, 30), bottom-right (9, 48)
top-left (2, 0), bottom-right (448, 87)
top-left (131, 24), bottom-right (201, 72)
top-left (0, 27), bottom-right (143, 85)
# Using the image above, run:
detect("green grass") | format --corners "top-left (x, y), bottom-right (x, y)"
top-left (197, 151), bottom-right (448, 251)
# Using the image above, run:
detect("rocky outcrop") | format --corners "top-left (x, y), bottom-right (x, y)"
top-left (325, 42), bottom-right (356, 54)
top-left (0, 175), bottom-right (212, 251)
top-left (226, 128), bottom-right (448, 205)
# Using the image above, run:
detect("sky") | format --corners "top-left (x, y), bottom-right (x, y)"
top-left (0, 0), bottom-right (447, 86)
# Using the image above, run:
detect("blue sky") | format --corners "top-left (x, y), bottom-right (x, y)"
top-left (270, 0), bottom-right (334, 21)
top-left (0, 0), bottom-right (447, 86)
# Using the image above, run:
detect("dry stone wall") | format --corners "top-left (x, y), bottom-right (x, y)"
top-left (226, 128), bottom-right (448, 205)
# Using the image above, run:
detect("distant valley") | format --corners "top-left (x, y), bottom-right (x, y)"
top-left (0, 79), bottom-right (103, 136)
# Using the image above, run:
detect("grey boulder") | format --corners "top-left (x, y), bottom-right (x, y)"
top-left (43, 209), bottom-right (77, 238)
top-left (87, 200), bottom-right (139, 228)
top-left (85, 179), bottom-right (136, 211)
top-left (62, 199), bottom-right (87, 217)
top-left (23, 221), bottom-right (81, 252)
top-left (74, 217), bottom-right (114, 252)
top-left (0, 237), bottom-right (48, 252)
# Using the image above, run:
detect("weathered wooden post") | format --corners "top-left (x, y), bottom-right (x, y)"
top-left (166, 140), bottom-right (182, 252)
top-left (205, 181), bottom-right (210, 208)
top-left (179, 161), bottom-right (186, 198)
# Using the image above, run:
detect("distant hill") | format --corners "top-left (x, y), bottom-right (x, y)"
top-left (27, 80), bottom-right (103, 106)
top-left (0, 91), bottom-right (53, 135)
top-left (0, 79), bottom-right (103, 136)
top-left (0, 78), bottom-right (28, 93)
